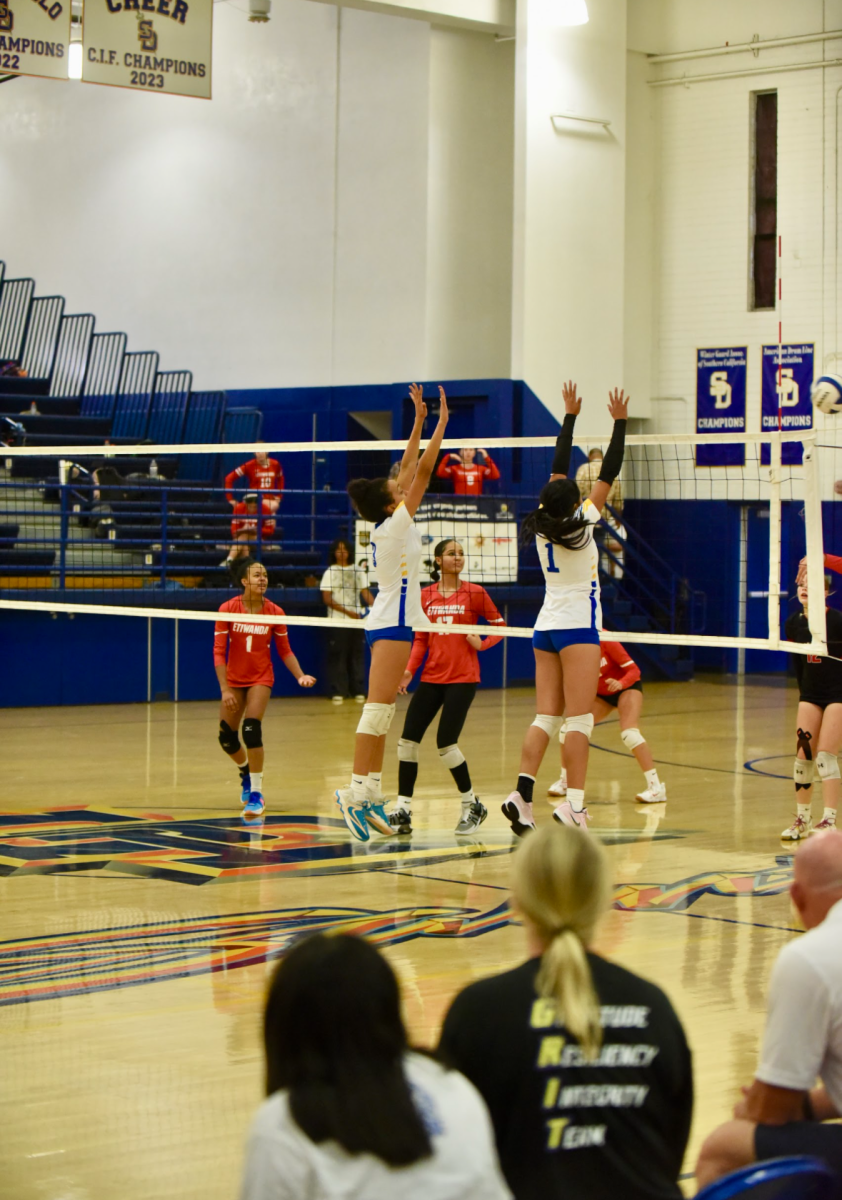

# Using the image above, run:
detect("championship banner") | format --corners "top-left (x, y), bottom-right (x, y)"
top-left (761, 343), bottom-right (814, 466)
top-left (696, 347), bottom-right (747, 467)
top-left (82, 0), bottom-right (212, 99)
top-left (0, 0), bottom-right (71, 81)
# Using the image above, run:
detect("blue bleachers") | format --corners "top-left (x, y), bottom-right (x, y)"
top-left (224, 407), bottom-right (263, 444)
top-left (111, 350), bottom-right (159, 439)
top-left (147, 370), bottom-right (192, 443)
top-left (50, 314), bottom-right (96, 399)
top-left (80, 331), bottom-right (128, 419)
top-left (179, 390), bottom-right (226, 480)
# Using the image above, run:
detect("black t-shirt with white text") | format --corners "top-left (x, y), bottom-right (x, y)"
top-left (785, 607), bottom-right (842, 706)
top-left (438, 955), bottom-right (692, 1200)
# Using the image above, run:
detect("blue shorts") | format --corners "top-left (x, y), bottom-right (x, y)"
top-left (365, 626), bottom-right (416, 649)
top-left (533, 627), bottom-right (600, 653)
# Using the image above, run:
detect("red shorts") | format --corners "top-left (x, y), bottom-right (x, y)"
top-left (226, 672), bottom-right (274, 690)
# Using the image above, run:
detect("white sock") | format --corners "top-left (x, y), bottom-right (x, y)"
top-left (567, 787), bottom-right (585, 813)
top-left (351, 773), bottom-right (368, 801)
top-left (250, 771), bottom-right (263, 794)
top-left (396, 794), bottom-right (413, 812)
top-left (644, 769), bottom-right (660, 790)
top-left (368, 772), bottom-right (382, 795)
top-left (797, 802), bottom-right (812, 820)
top-left (822, 808), bottom-right (837, 824)
top-left (460, 789), bottom-right (475, 809)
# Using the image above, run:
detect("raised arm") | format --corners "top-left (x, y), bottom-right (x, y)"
top-left (394, 383), bottom-right (428, 493)
top-left (405, 388), bottom-right (449, 517)
top-left (549, 380), bottom-right (581, 482)
top-left (588, 389), bottom-right (629, 513)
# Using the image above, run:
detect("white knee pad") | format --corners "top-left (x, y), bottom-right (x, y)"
top-left (620, 727), bottom-right (646, 753)
top-left (398, 738), bottom-right (420, 762)
top-left (438, 743), bottom-right (466, 769)
top-left (565, 713), bottom-right (595, 741)
top-left (816, 751), bottom-right (840, 782)
top-left (532, 713), bottom-right (564, 740)
top-left (794, 758), bottom-right (815, 788)
top-left (558, 722), bottom-right (568, 745)
top-left (357, 702), bottom-right (396, 738)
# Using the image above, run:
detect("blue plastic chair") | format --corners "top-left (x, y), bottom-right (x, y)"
top-left (696, 1156), bottom-right (838, 1200)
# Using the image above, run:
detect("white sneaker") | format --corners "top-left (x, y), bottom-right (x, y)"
top-left (553, 800), bottom-right (591, 831)
top-left (547, 771), bottom-right (567, 797)
top-left (331, 695), bottom-right (344, 705)
top-left (781, 813), bottom-right (812, 840)
top-left (636, 783), bottom-right (667, 804)
top-left (812, 813), bottom-right (837, 834)
top-left (354, 694), bottom-right (366, 703)
top-left (501, 792), bottom-right (535, 837)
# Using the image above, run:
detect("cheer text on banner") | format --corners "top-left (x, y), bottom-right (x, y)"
top-left (82, 0), bottom-right (212, 99)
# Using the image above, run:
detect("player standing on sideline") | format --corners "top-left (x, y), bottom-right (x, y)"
top-left (225, 446), bottom-right (284, 514)
top-left (547, 639), bottom-right (667, 804)
top-left (320, 537), bottom-right (374, 704)
top-left (502, 381), bottom-right (628, 837)
top-left (335, 383), bottom-right (449, 842)
top-left (436, 447), bottom-right (500, 495)
top-left (388, 538), bottom-right (505, 836)
top-left (215, 558), bottom-right (316, 818)
top-left (781, 573), bottom-right (842, 839)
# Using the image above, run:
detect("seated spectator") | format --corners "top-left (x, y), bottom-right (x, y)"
top-left (239, 933), bottom-right (510, 1200)
top-left (0, 417), bottom-right (25, 447)
top-left (438, 824), bottom-right (693, 1200)
top-left (225, 493), bottom-right (276, 568)
top-left (436, 448), bottom-right (500, 496)
top-left (320, 537), bottom-right (374, 705)
top-left (225, 446), bottom-right (284, 514)
top-left (696, 830), bottom-right (842, 1194)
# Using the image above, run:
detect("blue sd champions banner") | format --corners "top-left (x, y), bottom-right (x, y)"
top-left (696, 347), bottom-right (747, 467)
top-left (761, 343), bottom-right (814, 466)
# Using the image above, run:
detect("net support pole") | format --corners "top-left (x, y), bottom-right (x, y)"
top-left (767, 436), bottom-right (783, 649)
top-left (802, 438), bottom-right (828, 651)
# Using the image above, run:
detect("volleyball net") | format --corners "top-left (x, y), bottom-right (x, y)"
top-left (0, 429), bottom-right (835, 661)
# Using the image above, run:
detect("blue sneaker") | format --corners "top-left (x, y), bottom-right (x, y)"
top-left (335, 788), bottom-right (370, 842)
top-left (240, 773), bottom-right (251, 806)
top-left (364, 802), bottom-right (392, 836)
top-left (243, 791), bottom-right (265, 818)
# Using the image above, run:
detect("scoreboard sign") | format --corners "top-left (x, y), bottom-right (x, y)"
top-left (0, 0), bottom-right (71, 81)
top-left (82, 0), bottom-right (212, 98)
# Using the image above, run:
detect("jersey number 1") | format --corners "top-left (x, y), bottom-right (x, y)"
top-left (246, 635), bottom-right (253, 653)
top-left (545, 544), bottom-right (559, 573)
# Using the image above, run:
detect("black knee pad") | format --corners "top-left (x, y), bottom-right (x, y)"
top-left (218, 720), bottom-right (241, 755)
top-left (242, 718), bottom-right (263, 749)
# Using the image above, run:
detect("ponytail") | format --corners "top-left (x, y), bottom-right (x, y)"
top-left (520, 477), bottom-right (590, 551)
top-left (511, 824), bottom-right (611, 1062)
top-left (429, 538), bottom-right (458, 583)
top-left (348, 478), bottom-right (392, 525)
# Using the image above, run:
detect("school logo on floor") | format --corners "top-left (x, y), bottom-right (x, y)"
top-left (614, 859), bottom-right (794, 912)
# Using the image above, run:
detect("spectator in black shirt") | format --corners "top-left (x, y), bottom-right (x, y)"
top-left (438, 824), bottom-right (693, 1200)
top-left (781, 574), bottom-right (842, 841)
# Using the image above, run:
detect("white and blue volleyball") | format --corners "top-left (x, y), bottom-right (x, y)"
top-left (812, 374), bottom-right (842, 415)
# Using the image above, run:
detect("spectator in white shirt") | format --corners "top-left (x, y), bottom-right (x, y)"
top-left (239, 933), bottom-right (511, 1200)
top-left (320, 538), bottom-right (374, 704)
top-left (696, 830), bottom-right (842, 1193)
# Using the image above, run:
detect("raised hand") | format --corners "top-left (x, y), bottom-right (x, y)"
top-left (437, 385), bottom-right (449, 424)
top-left (607, 388), bottom-right (629, 420)
top-left (562, 381), bottom-right (582, 415)
top-left (409, 383), bottom-right (427, 422)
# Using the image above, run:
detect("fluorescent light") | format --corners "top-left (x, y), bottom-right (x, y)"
top-left (558, 0), bottom-right (589, 25)
top-left (68, 42), bottom-right (83, 80)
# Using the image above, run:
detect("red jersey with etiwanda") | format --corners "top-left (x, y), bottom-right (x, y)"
top-left (214, 597), bottom-right (293, 688)
top-left (406, 581), bottom-right (505, 684)
top-left (597, 640), bottom-right (641, 697)
top-left (231, 499), bottom-right (276, 539)
top-left (225, 458), bottom-right (284, 503)
top-left (435, 454), bottom-right (501, 496)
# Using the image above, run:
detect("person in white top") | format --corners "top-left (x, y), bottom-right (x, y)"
top-left (239, 932), bottom-right (511, 1200)
top-left (320, 537), bottom-right (374, 704)
top-left (696, 830), bottom-right (842, 1190)
top-left (336, 383), bottom-right (449, 842)
top-left (502, 381), bottom-right (629, 838)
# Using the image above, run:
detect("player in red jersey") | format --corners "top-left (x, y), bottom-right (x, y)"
top-left (225, 448), bottom-right (284, 513)
top-left (387, 539), bottom-right (504, 836)
top-left (436, 447), bottom-right (500, 496)
top-left (224, 493), bottom-right (277, 569)
top-left (214, 558), bottom-right (316, 818)
top-left (546, 639), bottom-right (666, 804)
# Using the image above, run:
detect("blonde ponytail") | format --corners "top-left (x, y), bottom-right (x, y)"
top-left (511, 824), bottom-right (611, 1061)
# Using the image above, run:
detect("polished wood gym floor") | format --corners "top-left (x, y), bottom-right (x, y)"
top-left (0, 678), bottom-right (804, 1198)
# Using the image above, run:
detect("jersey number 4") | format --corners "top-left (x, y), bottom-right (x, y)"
top-left (545, 543), bottom-right (560, 573)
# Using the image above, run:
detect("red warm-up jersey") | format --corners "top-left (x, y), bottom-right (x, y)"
top-left (406, 581), bottom-right (505, 685)
top-left (214, 597), bottom-right (293, 688)
top-left (597, 640), bottom-right (641, 697)
top-left (225, 458), bottom-right (284, 503)
top-left (231, 500), bottom-right (276, 539)
top-left (436, 454), bottom-right (500, 496)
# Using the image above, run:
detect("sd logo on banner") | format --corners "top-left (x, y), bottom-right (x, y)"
top-left (696, 347), bottom-right (747, 467)
top-left (761, 343), bottom-right (813, 466)
top-left (0, 0), bottom-right (71, 81)
top-left (82, 0), bottom-right (212, 98)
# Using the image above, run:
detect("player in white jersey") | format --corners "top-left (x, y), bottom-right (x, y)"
top-left (336, 383), bottom-right (449, 842)
top-left (502, 381), bottom-right (629, 837)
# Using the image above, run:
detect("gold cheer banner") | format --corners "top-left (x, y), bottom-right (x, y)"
top-left (82, 0), bottom-right (212, 98)
top-left (0, 0), bottom-right (71, 82)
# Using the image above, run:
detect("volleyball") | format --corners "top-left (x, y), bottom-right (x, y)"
top-left (811, 373), bottom-right (842, 414)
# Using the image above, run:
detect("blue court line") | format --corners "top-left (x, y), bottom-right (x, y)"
top-left (381, 868), bottom-right (510, 892)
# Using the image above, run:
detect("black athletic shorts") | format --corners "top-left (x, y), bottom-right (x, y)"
top-left (799, 695), bottom-right (842, 712)
top-left (755, 1122), bottom-right (842, 1196)
top-left (599, 680), bottom-right (643, 710)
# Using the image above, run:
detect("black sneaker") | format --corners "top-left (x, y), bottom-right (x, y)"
top-left (389, 805), bottom-right (412, 835)
top-left (455, 799), bottom-right (487, 835)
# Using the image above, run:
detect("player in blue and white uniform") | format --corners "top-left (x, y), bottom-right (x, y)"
top-left (336, 383), bottom-right (449, 842)
top-left (502, 381), bottom-right (629, 836)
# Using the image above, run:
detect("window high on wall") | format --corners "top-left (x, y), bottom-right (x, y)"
top-left (750, 91), bottom-right (777, 311)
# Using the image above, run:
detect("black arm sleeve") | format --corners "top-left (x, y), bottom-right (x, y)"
top-left (551, 413), bottom-right (577, 477)
top-left (598, 418), bottom-right (627, 484)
